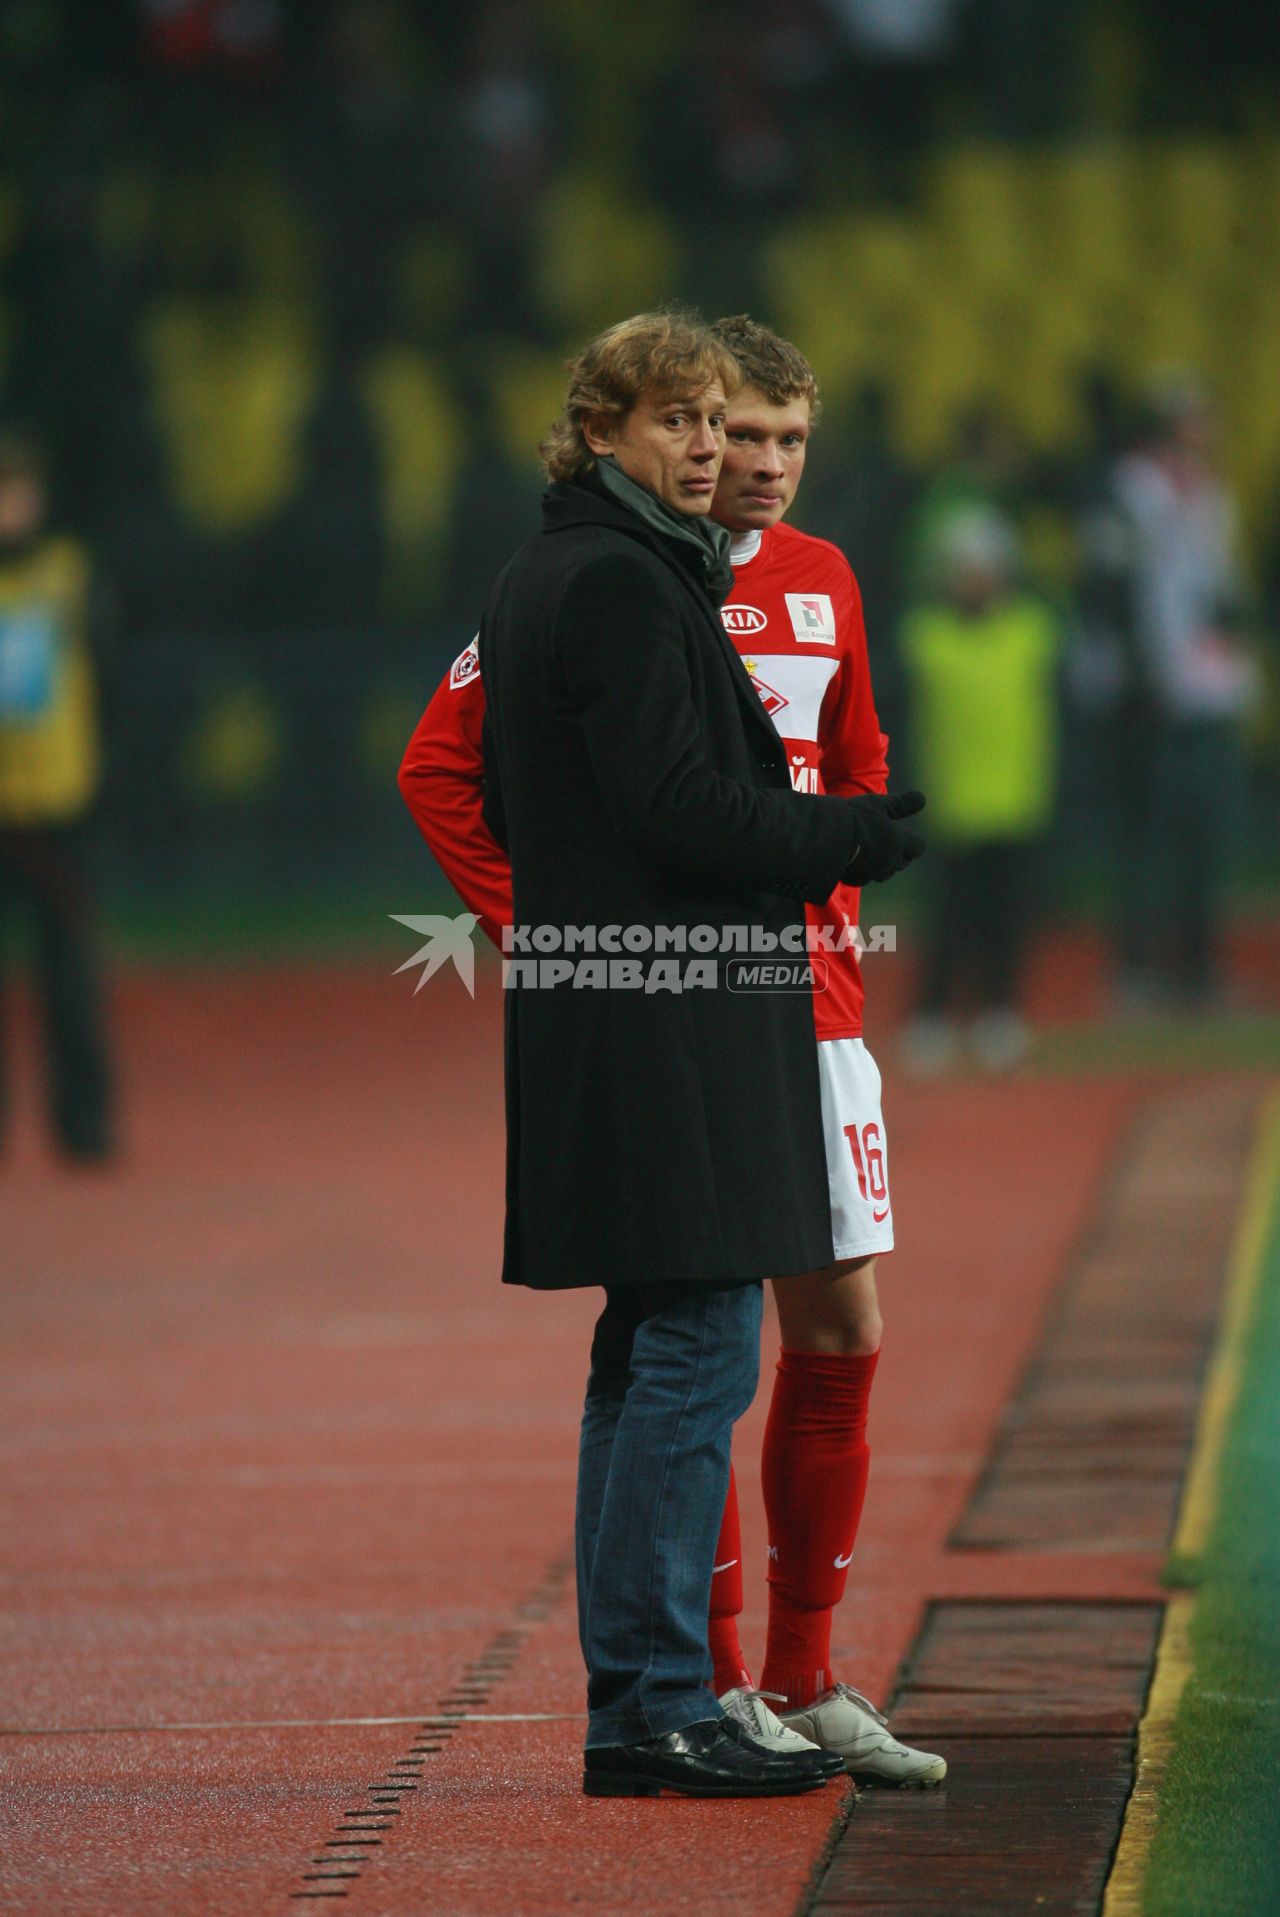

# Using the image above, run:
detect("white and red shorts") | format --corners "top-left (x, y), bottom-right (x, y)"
top-left (817, 1036), bottom-right (894, 1260)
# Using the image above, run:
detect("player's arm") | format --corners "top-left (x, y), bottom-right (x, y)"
top-left (818, 566), bottom-right (889, 798)
top-left (812, 563), bottom-right (895, 932)
top-left (555, 552), bottom-right (920, 900)
top-left (398, 642), bottom-right (513, 950)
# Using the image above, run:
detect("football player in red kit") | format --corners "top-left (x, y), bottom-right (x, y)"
top-left (400, 316), bottom-right (945, 1788)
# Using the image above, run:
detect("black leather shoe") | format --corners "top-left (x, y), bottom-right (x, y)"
top-left (718, 1713), bottom-right (846, 1780)
top-left (583, 1717), bottom-right (835, 1797)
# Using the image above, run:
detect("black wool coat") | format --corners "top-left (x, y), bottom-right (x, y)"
top-left (479, 478), bottom-right (861, 1291)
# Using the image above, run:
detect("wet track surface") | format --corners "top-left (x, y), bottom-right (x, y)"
top-left (0, 965), bottom-right (1265, 1914)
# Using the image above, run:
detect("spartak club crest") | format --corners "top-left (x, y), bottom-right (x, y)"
top-left (743, 657), bottom-right (789, 719)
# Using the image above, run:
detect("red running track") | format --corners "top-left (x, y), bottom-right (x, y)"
top-left (1, 962), bottom-right (1148, 1915)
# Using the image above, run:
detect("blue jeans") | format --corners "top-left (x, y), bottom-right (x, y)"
top-left (575, 1279), bottom-right (763, 1748)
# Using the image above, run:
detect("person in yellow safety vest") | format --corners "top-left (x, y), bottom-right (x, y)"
top-left (0, 429), bottom-right (113, 1160)
top-left (899, 505), bottom-right (1061, 1074)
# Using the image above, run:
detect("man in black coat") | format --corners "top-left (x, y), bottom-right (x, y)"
top-left (477, 311), bottom-right (924, 1798)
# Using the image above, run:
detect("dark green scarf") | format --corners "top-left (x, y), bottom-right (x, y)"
top-left (593, 456), bottom-right (734, 601)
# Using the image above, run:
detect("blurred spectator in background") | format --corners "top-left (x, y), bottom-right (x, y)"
top-left (1077, 370), bottom-right (1258, 1013)
top-left (0, 431), bottom-right (113, 1161)
top-left (138, 0), bottom-right (285, 154)
top-left (900, 507), bottom-right (1061, 1072)
top-left (905, 399), bottom-right (1029, 599)
top-left (289, 0), bottom-right (443, 355)
top-left (1045, 367), bottom-right (1133, 519)
top-left (644, 1), bottom-right (806, 315)
top-left (455, 0), bottom-right (556, 333)
top-left (140, 0), bottom-right (284, 81)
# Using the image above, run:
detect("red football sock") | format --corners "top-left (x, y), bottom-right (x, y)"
top-left (707, 1465), bottom-right (753, 1695)
top-left (759, 1346), bottom-right (880, 1711)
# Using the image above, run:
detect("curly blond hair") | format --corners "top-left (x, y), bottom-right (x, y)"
top-left (541, 309), bottom-right (741, 483)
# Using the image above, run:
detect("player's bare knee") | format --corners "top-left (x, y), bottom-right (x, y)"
top-left (786, 1313), bottom-right (880, 1357)
top-left (836, 1256), bottom-right (882, 1353)
top-left (847, 1311), bottom-right (883, 1356)
top-left (827, 1302), bottom-right (882, 1356)
top-left (773, 1255), bottom-right (882, 1355)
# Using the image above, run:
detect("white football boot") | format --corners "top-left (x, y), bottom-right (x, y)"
top-left (718, 1686), bottom-right (828, 1756)
top-left (780, 1683), bottom-right (947, 1787)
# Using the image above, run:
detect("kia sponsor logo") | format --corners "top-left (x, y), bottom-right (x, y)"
top-left (721, 605), bottom-right (767, 635)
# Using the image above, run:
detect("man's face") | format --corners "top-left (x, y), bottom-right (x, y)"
top-left (949, 560), bottom-right (1005, 615)
top-left (1171, 401), bottom-right (1217, 464)
top-left (0, 473), bottom-right (45, 548)
top-left (585, 384), bottom-right (727, 516)
top-left (712, 387), bottom-right (811, 533)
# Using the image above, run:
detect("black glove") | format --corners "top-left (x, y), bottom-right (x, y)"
top-left (841, 791), bottom-right (927, 885)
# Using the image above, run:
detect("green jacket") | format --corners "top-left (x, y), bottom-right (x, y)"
top-left (902, 592), bottom-right (1061, 843)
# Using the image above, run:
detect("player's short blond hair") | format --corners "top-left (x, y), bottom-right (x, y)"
top-left (710, 315), bottom-right (821, 425)
top-left (540, 310), bottom-right (741, 484)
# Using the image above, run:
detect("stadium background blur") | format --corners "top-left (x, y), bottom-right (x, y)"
top-left (1, 0), bottom-right (1277, 956)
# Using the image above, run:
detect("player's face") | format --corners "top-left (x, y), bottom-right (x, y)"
top-left (584, 384), bottom-right (728, 516)
top-left (712, 388), bottom-right (811, 533)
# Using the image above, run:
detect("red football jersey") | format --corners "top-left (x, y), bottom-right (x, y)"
top-left (398, 520), bottom-right (888, 1038)
top-left (726, 522), bottom-right (887, 1036)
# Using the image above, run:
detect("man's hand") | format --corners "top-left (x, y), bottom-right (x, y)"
top-left (842, 791), bottom-right (927, 885)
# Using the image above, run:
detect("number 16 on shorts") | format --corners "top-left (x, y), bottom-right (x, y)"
top-left (846, 1122), bottom-right (889, 1223)
top-left (817, 1036), bottom-right (894, 1258)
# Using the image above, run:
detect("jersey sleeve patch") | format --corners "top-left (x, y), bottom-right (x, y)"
top-left (449, 636), bottom-right (480, 689)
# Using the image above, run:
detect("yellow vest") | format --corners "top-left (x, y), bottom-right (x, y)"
top-left (0, 536), bottom-right (100, 824)
top-left (902, 594), bottom-right (1060, 843)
